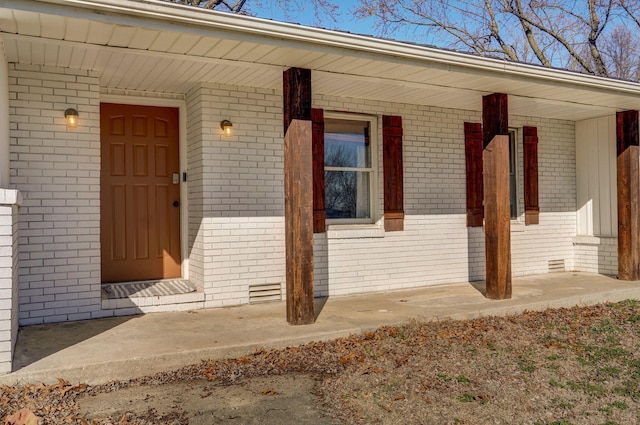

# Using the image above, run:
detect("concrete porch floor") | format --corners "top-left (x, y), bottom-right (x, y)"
top-left (2, 272), bottom-right (640, 386)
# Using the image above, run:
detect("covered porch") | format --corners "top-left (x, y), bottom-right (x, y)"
top-left (2, 0), bottom-right (640, 375)
top-left (3, 271), bottom-right (640, 385)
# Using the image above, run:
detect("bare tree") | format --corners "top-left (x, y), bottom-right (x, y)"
top-left (165, 0), bottom-right (640, 81)
top-left (162, 0), bottom-right (338, 22)
top-left (600, 25), bottom-right (640, 81)
top-left (350, 0), bottom-right (640, 80)
top-left (167, 0), bottom-right (248, 13)
top-left (620, 0), bottom-right (640, 29)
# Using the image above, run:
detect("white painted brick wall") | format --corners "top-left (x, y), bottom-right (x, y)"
top-left (202, 217), bottom-right (285, 307)
top-left (194, 85), bottom-right (579, 302)
top-left (186, 85), bottom-right (205, 290)
top-left (9, 64), bottom-right (102, 325)
top-left (0, 201), bottom-right (19, 374)
top-left (313, 97), bottom-right (576, 295)
top-left (573, 236), bottom-right (617, 275)
top-left (8, 72), bottom-right (584, 321)
top-left (186, 84), bottom-right (285, 305)
top-left (510, 116), bottom-right (577, 276)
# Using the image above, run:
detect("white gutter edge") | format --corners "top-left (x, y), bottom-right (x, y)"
top-left (6, 0), bottom-right (640, 97)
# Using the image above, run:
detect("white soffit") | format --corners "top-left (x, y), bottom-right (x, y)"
top-left (0, 0), bottom-right (639, 121)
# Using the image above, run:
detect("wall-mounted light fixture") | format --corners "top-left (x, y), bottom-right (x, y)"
top-left (64, 108), bottom-right (79, 128)
top-left (220, 120), bottom-right (233, 136)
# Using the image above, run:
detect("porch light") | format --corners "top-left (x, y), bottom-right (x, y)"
top-left (220, 120), bottom-right (233, 136)
top-left (64, 108), bottom-right (79, 127)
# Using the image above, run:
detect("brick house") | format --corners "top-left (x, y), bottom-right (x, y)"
top-left (1, 0), bottom-right (640, 373)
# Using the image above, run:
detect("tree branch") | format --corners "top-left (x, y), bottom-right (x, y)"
top-left (508, 5), bottom-right (596, 74)
top-left (620, 0), bottom-right (640, 29)
top-left (483, 0), bottom-right (519, 60)
top-left (586, 0), bottom-right (610, 76)
top-left (510, 0), bottom-right (550, 66)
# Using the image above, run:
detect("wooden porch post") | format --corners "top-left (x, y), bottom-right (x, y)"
top-left (483, 93), bottom-right (512, 299)
top-left (617, 110), bottom-right (640, 281)
top-left (523, 127), bottom-right (540, 225)
top-left (283, 67), bottom-right (315, 325)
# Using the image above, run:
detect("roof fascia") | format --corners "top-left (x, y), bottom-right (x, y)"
top-left (4, 0), bottom-right (640, 98)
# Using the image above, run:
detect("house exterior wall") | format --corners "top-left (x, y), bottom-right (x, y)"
top-left (312, 98), bottom-right (577, 294)
top-left (0, 56), bottom-right (9, 188)
top-left (186, 84), bottom-right (286, 307)
top-left (574, 116), bottom-right (618, 275)
top-left (511, 117), bottom-right (577, 276)
top-left (8, 71), bottom-right (580, 324)
top-left (575, 116), bottom-right (617, 237)
top-left (0, 191), bottom-right (20, 374)
top-left (190, 84), bottom-right (577, 301)
top-left (9, 64), bottom-right (103, 325)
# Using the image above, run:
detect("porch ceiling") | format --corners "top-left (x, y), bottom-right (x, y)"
top-left (2, 0), bottom-right (640, 121)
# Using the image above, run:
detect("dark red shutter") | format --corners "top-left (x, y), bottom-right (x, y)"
top-left (312, 108), bottom-right (326, 233)
top-left (383, 115), bottom-right (404, 231)
top-left (523, 126), bottom-right (539, 225)
top-left (464, 122), bottom-right (483, 227)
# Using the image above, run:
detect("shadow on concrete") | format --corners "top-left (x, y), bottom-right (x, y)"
top-left (466, 226), bottom-right (486, 284)
top-left (12, 315), bottom-right (137, 372)
top-left (469, 281), bottom-right (487, 296)
top-left (314, 296), bottom-right (328, 320)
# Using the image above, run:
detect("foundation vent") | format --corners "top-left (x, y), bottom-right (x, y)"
top-left (249, 283), bottom-right (282, 304)
top-left (548, 259), bottom-right (565, 273)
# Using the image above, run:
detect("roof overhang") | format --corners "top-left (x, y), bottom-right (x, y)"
top-left (1, 0), bottom-right (640, 121)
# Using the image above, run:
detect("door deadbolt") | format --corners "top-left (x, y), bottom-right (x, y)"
top-left (173, 201), bottom-right (180, 207)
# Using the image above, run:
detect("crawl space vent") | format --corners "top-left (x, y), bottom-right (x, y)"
top-left (548, 259), bottom-right (565, 273)
top-left (249, 283), bottom-right (282, 304)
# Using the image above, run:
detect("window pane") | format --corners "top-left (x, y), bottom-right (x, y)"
top-left (325, 118), bottom-right (370, 168)
top-left (324, 171), bottom-right (370, 219)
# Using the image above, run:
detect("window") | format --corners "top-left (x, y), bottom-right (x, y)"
top-left (509, 128), bottom-right (519, 219)
top-left (324, 113), bottom-right (377, 223)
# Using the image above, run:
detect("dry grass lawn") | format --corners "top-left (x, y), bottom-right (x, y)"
top-left (320, 301), bottom-right (640, 425)
top-left (3, 301), bottom-right (640, 424)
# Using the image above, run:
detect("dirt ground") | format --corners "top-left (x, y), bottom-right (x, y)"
top-left (3, 301), bottom-right (640, 425)
top-left (79, 374), bottom-right (335, 424)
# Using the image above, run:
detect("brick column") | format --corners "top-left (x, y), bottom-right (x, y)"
top-left (0, 189), bottom-right (21, 374)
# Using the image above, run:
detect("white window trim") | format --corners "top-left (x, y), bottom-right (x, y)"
top-left (324, 111), bottom-right (379, 226)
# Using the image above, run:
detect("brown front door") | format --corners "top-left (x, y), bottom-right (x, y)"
top-left (100, 103), bottom-right (181, 283)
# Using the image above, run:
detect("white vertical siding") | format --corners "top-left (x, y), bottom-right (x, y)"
top-left (575, 116), bottom-right (616, 237)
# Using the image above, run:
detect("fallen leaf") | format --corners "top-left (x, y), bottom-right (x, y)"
top-left (4, 408), bottom-right (41, 425)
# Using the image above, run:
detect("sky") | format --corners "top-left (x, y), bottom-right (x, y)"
top-left (243, 0), bottom-right (382, 38)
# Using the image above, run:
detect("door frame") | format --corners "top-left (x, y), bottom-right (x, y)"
top-left (100, 94), bottom-right (189, 281)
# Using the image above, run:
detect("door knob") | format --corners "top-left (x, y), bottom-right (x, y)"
top-left (173, 201), bottom-right (180, 207)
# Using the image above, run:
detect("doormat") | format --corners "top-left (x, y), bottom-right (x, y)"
top-left (102, 279), bottom-right (197, 299)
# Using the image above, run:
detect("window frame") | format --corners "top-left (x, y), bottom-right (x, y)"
top-left (323, 111), bottom-right (378, 225)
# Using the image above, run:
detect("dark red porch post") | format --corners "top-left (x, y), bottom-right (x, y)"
top-left (283, 67), bottom-right (315, 324)
top-left (523, 127), bottom-right (540, 225)
top-left (483, 93), bottom-right (512, 299)
top-left (617, 110), bottom-right (640, 281)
